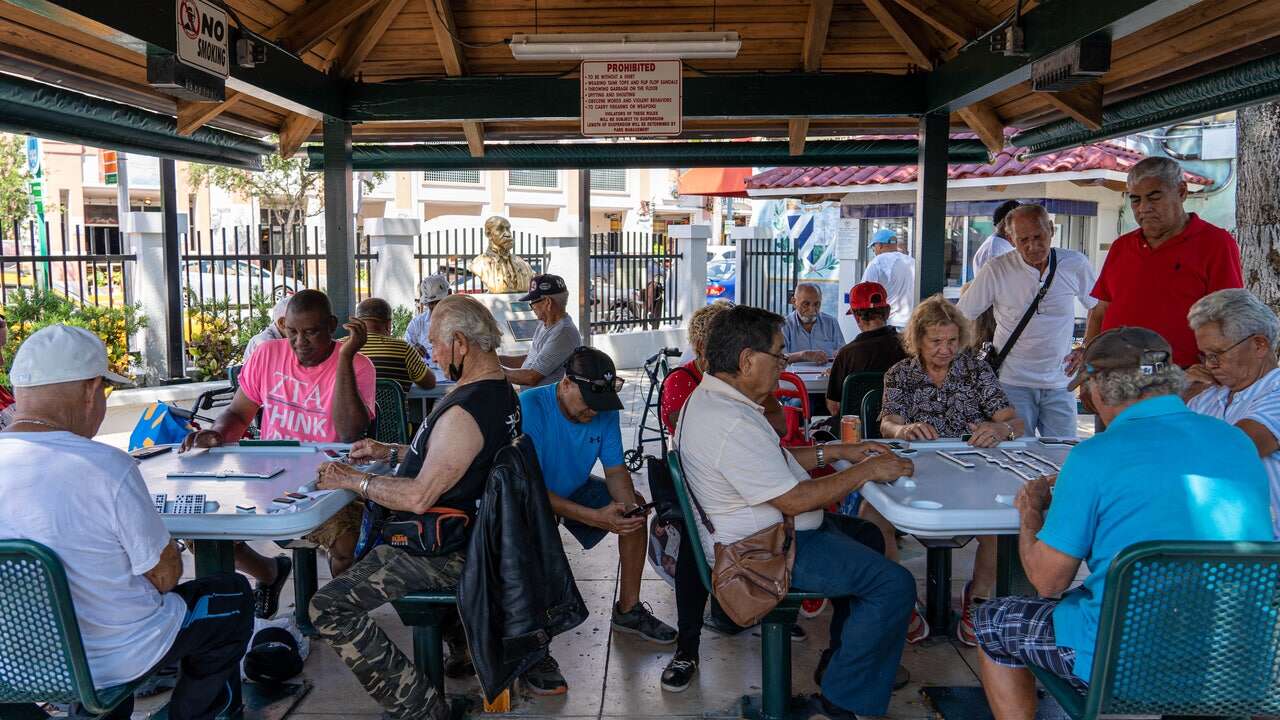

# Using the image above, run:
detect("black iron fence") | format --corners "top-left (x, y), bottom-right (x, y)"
top-left (0, 218), bottom-right (135, 309)
top-left (412, 227), bottom-right (546, 294)
top-left (589, 231), bottom-right (682, 333)
top-left (739, 236), bottom-right (798, 316)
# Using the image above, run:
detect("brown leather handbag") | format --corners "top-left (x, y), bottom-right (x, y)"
top-left (677, 409), bottom-right (796, 627)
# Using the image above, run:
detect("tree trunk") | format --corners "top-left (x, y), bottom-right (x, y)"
top-left (1237, 102), bottom-right (1280, 311)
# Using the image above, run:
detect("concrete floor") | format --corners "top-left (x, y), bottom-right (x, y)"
top-left (111, 367), bottom-right (1095, 720)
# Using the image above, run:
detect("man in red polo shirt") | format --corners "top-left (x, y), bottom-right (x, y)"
top-left (1081, 156), bottom-right (1242, 370)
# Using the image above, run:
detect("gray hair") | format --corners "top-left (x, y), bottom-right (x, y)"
top-left (547, 290), bottom-right (570, 310)
top-left (795, 283), bottom-right (822, 299)
top-left (1090, 364), bottom-right (1187, 406)
top-left (1187, 289), bottom-right (1280, 352)
top-left (1127, 156), bottom-right (1184, 191)
top-left (1005, 204), bottom-right (1054, 235)
top-left (429, 294), bottom-right (503, 352)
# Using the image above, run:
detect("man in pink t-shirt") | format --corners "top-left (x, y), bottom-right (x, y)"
top-left (183, 290), bottom-right (377, 612)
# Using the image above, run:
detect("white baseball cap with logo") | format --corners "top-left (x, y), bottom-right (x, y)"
top-left (419, 274), bottom-right (450, 304)
top-left (10, 324), bottom-right (131, 388)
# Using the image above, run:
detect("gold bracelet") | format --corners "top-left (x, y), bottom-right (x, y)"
top-left (359, 473), bottom-right (374, 496)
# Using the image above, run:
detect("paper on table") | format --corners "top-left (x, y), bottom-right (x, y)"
top-left (166, 467), bottom-right (286, 480)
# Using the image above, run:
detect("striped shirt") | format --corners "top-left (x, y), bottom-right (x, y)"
top-left (1188, 367), bottom-right (1280, 538)
top-left (357, 333), bottom-right (430, 393)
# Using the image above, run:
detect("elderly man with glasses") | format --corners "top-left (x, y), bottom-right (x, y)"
top-left (501, 273), bottom-right (581, 388)
top-left (516, 345), bottom-right (676, 695)
top-left (1185, 288), bottom-right (1280, 538)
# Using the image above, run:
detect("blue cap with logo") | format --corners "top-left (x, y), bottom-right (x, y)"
top-left (869, 228), bottom-right (898, 248)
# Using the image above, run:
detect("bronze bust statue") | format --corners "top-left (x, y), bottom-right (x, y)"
top-left (471, 215), bottom-right (534, 294)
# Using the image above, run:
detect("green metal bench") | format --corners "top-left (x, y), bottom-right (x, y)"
top-left (667, 451), bottom-right (826, 720)
top-left (0, 539), bottom-right (160, 719)
top-left (370, 379), bottom-right (410, 446)
top-left (838, 371), bottom-right (884, 423)
top-left (860, 388), bottom-right (883, 441)
top-left (391, 591), bottom-right (459, 697)
top-left (1030, 539), bottom-right (1280, 720)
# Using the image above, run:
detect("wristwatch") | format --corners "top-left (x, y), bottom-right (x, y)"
top-left (815, 445), bottom-right (826, 468)
top-left (1004, 423), bottom-right (1016, 441)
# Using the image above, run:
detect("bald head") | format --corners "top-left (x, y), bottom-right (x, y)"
top-left (355, 297), bottom-right (393, 335)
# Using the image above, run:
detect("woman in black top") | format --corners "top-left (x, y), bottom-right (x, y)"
top-left (310, 295), bottom-right (520, 720)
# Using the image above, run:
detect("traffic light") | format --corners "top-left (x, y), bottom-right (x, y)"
top-left (102, 150), bottom-right (118, 185)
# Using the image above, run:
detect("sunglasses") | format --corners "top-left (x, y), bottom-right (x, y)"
top-left (568, 373), bottom-right (624, 393)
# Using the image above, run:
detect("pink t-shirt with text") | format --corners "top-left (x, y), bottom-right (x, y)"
top-left (239, 338), bottom-right (377, 442)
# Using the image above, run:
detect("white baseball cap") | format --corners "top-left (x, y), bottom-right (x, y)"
top-left (420, 274), bottom-right (450, 304)
top-left (270, 296), bottom-right (292, 321)
top-left (10, 324), bottom-right (131, 388)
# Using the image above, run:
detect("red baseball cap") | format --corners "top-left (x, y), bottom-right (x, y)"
top-left (847, 282), bottom-right (890, 314)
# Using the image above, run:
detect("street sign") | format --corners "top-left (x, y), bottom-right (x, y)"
top-left (24, 136), bottom-right (39, 175)
top-left (175, 0), bottom-right (229, 78)
top-left (580, 60), bottom-right (681, 137)
top-left (103, 150), bottom-right (118, 185)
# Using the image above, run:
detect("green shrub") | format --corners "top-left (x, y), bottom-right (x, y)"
top-left (392, 305), bottom-right (413, 338)
top-left (1, 289), bottom-right (145, 386)
top-left (183, 290), bottom-right (240, 381)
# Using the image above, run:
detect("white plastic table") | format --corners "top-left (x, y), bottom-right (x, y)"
top-left (785, 361), bottom-right (831, 393)
top-left (135, 442), bottom-right (367, 633)
top-left (847, 438), bottom-right (1075, 635)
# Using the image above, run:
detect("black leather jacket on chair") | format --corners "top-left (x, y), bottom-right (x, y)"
top-left (458, 435), bottom-right (589, 700)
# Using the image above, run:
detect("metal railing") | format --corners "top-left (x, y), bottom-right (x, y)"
top-left (0, 218), bottom-right (135, 309)
top-left (739, 237), bottom-right (798, 316)
top-left (589, 231), bottom-right (682, 333)
top-left (412, 227), bottom-right (547, 294)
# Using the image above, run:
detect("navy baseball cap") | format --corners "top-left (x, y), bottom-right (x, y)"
top-left (519, 274), bottom-right (568, 303)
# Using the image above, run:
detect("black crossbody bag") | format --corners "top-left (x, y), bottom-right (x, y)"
top-left (982, 249), bottom-right (1057, 374)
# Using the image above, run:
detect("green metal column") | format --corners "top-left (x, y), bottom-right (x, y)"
top-left (914, 112), bottom-right (949, 300)
top-left (160, 158), bottom-right (185, 381)
top-left (578, 169), bottom-right (592, 344)
top-left (323, 118), bottom-right (356, 323)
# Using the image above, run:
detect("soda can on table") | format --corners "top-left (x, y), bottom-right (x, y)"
top-left (840, 415), bottom-right (861, 443)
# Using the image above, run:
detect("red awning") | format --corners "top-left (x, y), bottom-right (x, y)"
top-left (676, 167), bottom-right (753, 198)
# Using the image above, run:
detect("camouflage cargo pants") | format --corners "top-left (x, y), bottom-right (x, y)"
top-left (310, 544), bottom-right (465, 720)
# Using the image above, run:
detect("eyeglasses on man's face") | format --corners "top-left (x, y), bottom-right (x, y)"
top-left (567, 373), bottom-right (624, 393)
top-left (1198, 334), bottom-right (1257, 367)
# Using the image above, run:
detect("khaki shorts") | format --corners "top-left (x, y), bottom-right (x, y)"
top-left (303, 500), bottom-right (364, 549)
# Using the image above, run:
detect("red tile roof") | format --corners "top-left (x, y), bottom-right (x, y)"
top-left (745, 142), bottom-right (1212, 190)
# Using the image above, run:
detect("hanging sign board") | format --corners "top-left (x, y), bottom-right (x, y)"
top-left (581, 60), bottom-right (682, 137)
top-left (176, 0), bottom-right (229, 77)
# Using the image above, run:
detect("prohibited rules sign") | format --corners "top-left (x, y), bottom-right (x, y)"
top-left (581, 60), bottom-right (682, 137)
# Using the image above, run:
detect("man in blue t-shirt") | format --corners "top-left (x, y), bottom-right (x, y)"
top-left (518, 346), bottom-right (676, 695)
top-left (975, 328), bottom-right (1273, 718)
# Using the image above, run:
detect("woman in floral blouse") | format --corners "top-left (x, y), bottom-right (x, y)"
top-left (878, 294), bottom-right (1025, 647)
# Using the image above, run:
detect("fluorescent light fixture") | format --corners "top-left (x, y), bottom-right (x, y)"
top-left (509, 32), bottom-right (741, 61)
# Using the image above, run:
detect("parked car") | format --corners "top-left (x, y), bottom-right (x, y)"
top-left (180, 259), bottom-right (304, 305)
top-left (706, 259), bottom-right (735, 304)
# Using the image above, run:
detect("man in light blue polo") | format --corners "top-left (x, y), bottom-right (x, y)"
top-left (783, 283), bottom-right (845, 363)
top-left (975, 327), bottom-right (1273, 719)
top-left (518, 346), bottom-right (676, 696)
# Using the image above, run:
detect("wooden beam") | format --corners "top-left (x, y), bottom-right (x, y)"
top-left (279, 112), bottom-right (321, 158)
top-left (956, 101), bottom-right (1005, 155)
top-left (788, 118), bottom-right (810, 155)
top-left (863, 0), bottom-right (935, 69)
top-left (463, 122), bottom-right (485, 157)
top-left (423, 0), bottom-right (467, 76)
top-left (337, 0), bottom-right (410, 78)
top-left (176, 93), bottom-right (243, 136)
top-left (801, 0), bottom-right (835, 72)
top-left (891, 0), bottom-right (987, 46)
top-left (270, 0), bottom-right (382, 55)
top-left (1039, 82), bottom-right (1104, 130)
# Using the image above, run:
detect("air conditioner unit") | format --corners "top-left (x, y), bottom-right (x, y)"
top-left (1031, 33), bottom-right (1111, 92)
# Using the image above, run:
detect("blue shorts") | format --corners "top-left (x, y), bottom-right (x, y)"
top-left (973, 596), bottom-right (1088, 690)
top-left (561, 477), bottom-right (613, 550)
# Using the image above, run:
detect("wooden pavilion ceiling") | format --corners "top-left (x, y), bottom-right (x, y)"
top-left (1, 0), bottom-right (1278, 159)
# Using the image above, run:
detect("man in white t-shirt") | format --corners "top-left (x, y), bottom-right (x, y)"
top-left (242, 295), bottom-right (291, 365)
top-left (957, 205), bottom-right (1097, 438)
top-left (405, 273), bottom-right (451, 364)
top-left (861, 228), bottom-right (915, 328)
top-left (675, 304), bottom-right (916, 720)
top-left (970, 200), bottom-right (1021, 274)
top-left (0, 325), bottom-right (253, 720)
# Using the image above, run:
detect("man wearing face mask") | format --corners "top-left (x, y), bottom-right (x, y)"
top-left (516, 346), bottom-right (676, 695)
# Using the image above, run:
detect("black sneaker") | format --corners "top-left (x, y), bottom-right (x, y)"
top-left (253, 554), bottom-right (293, 619)
top-left (522, 654), bottom-right (568, 696)
top-left (791, 624), bottom-right (807, 642)
top-left (806, 693), bottom-right (859, 720)
top-left (612, 602), bottom-right (677, 644)
top-left (134, 662), bottom-right (178, 697)
top-left (660, 651), bottom-right (698, 692)
top-left (703, 611), bottom-right (746, 636)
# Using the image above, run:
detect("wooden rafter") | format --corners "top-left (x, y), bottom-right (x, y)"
top-left (956, 101), bottom-right (1004, 155)
top-left (278, 112), bottom-right (320, 159)
top-left (863, 0), bottom-right (936, 70)
top-left (891, 0), bottom-right (990, 46)
top-left (801, 0), bottom-right (834, 72)
top-left (1040, 82), bottom-right (1104, 131)
top-left (422, 0), bottom-right (485, 157)
top-left (269, 0), bottom-right (381, 55)
top-left (788, 118), bottom-right (810, 156)
top-left (175, 92), bottom-right (242, 136)
top-left (337, 0), bottom-right (410, 78)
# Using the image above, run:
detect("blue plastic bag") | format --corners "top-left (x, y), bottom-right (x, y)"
top-left (129, 402), bottom-right (194, 451)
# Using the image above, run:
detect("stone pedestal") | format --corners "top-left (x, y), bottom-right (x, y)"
top-left (365, 217), bottom-right (422, 312)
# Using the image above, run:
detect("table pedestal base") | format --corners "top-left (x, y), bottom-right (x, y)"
top-left (918, 536), bottom-right (969, 638)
